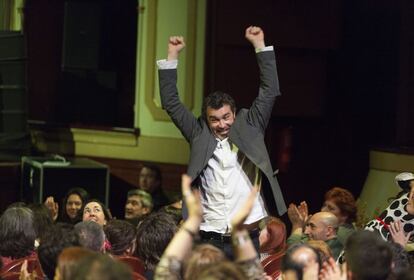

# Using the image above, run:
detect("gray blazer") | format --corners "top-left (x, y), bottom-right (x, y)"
top-left (159, 50), bottom-right (287, 216)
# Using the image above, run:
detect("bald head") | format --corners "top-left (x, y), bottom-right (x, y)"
top-left (304, 212), bottom-right (339, 241)
top-left (281, 244), bottom-right (321, 280)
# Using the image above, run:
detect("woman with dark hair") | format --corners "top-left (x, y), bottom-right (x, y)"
top-left (0, 206), bottom-right (37, 265)
top-left (104, 220), bottom-right (137, 256)
top-left (82, 199), bottom-right (112, 226)
top-left (45, 187), bottom-right (90, 224)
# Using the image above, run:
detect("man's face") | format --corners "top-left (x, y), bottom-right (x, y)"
top-left (206, 104), bottom-right (235, 140)
top-left (125, 195), bottom-right (149, 219)
top-left (139, 167), bottom-right (160, 194)
top-left (304, 215), bottom-right (330, 241)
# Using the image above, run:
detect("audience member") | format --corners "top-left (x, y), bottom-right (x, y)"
top-left (27, 203), bottom-right (54, 245)
top-left (0, 206), bottom-right (37, 265)
top-left (74, 221), bottom-right (106, 252)
top-left (322, 187), bottom-right (357, 244)
top-left (71, 253), bottom-right (133, 280)
top-left (124, 189), bottom-right (153, 225)
top-left (139, 164), bottom-right (169, 210)
top-left (104, 219), bottom-right (137, 256)
top-left (38, 223), bottom-right (80, 280)
top-left (183, 244), bottom-right (226, 280)
top-left (45, 187), bottom-right (90, 224)
top-left (365, 172), bottom-right (414, 243)
top-left (55, 246), bottom-right (96, 280)
top-left (321, 230), bottom-right (393, 280)
top-left (280, 243), bottom-right (321, 280)
top-left (288, 211), bottom-right (343, 260)
top-left (82, 199), bottom-right (112, 226)
top-left (259, 216), bottom-right (287, 261)
top-left (135, 211), bottom-right (178, 279)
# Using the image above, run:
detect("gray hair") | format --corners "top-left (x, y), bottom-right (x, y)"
top-left (127, 189), bottom-right (154, 211)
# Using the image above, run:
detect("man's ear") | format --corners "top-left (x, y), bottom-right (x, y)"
top-left (326, 225), bottom-right (334, 237)
top-left (142, 207), bottom-right (151, 215)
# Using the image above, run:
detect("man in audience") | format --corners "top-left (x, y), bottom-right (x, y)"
top-left (135, 211), bottom-right (177, 279)
top-left (74, 221), bottom-right (106, 252)
top-left (321, 231), bottom-right (393, 280)
top-left (345, 231), bottom-right (393, 280)
top-left (38, 223), bottom-right (80, 280)
top-left (281, 243), bottom-right (321, 280)
top-left (288, 211), bottom-right (343, 259)
top-left (138, 164), bottom-right (169, 210)
top-left (124, 189), bottom-right (153, 225)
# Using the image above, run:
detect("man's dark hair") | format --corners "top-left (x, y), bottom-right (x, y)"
top-left (60, 187), bottom-right (90, 224)
top-left (389, 242), bottom-right (410, 276)
top-left (345, 230), bottom-right (392, 280)
top-left (72, 253), bottom-right (133, 280)
top-left (38, 223), bottom-right (79, 279)
top-left (202, 91), bottom-right (236, 120)
top-left (281, 243), bottom-right (322, 280)
top-left (74, 221), bottom-right (105, 252)
top-left (0, 206), bottom-right (36, 259)
top-left (104, 219), bottom-right (136, 255)
top-left (135, 212), bottom-right (178, 271)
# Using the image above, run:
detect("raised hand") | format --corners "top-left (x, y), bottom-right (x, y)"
top-left (182, 174), bottom-right (202, 223)
top-left (245, 26), bottom-right (265, 49)
top-left (44, 196), bottom-right (59, 221)
top-left (167, 36), bottom-right (185, 61)
top-left (320, 257), bottom-right (347, 280)
top-left (389, 220), bottom-right (412, 247)
top-left (231, 185), bottom-right (259, 230)
top-left (298, 201), bottom-right (309, 221)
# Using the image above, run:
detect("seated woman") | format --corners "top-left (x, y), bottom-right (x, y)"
top-left (0, 206), bottom-right (37, 266)
top-left (104, 219), bottom-right (136, 256)
top-left (259, 216), bottom-right (287, 261)
top-left (45, 187), bottom-right (90, 224)
top-left (365, 172), bottom-right (414, 245)
top-left (321, 187), bottom-right (357, 244)
top-left (82, 199), bottom-right (112, 226)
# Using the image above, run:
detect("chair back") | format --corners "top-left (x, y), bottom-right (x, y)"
top-left (0, 256), bottom-right (44, 277)
top-left (261, 252), bottom-right (284, 280)
top-left (115, 255), bottom-right (145, 275)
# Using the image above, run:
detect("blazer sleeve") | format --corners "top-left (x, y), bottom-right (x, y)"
top-left (246, 50), bottom-right (281, 132)
top-left (158, 68), bottom-right (199, 142)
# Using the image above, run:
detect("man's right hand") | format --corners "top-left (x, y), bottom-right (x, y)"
top-left (168, 36), bottom-right (185, 61)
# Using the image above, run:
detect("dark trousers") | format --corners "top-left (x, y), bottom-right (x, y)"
top-left (197, 230), bottom-right (260, 260)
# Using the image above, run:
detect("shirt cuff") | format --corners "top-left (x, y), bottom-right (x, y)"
top-left (255, 46), bottom-right (274, 53)
top-left (157, 59), bottom-right (178, 69)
